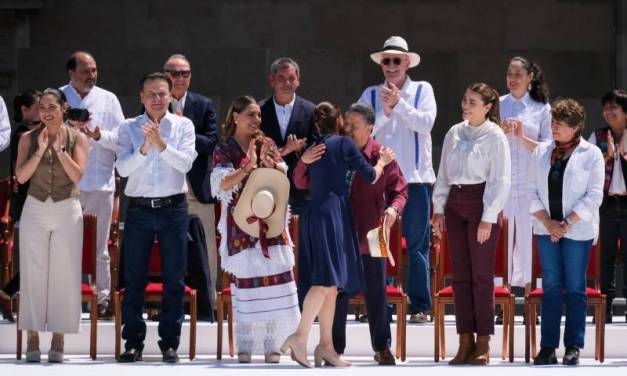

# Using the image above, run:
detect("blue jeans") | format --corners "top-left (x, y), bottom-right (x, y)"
top-left (121, 200), bottom-right (189, 351)
top-left (403, 183), bottom-right (432, 313)
top-left (537, 235), bottom-right (592, 349)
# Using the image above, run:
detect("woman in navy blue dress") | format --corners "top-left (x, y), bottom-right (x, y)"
top-left (280, 102), bottom-right (395, 367)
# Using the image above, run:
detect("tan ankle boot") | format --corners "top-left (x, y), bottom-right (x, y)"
top-left (448, 333), bottom-right (475, 365)
top-left (469, 335), bottom-right (490, 365)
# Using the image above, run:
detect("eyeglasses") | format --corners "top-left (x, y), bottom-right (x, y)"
top-left (165, 70), bottom-right (191, 78)
top-left (381, 57), bottom-right (402, 66)
top-left (506, 72), bottom-right (526, 79)
top-left (145, 92), bottom-right (169, 100)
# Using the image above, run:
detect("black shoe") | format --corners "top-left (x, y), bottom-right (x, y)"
top-left (533, 346), bottom-right (557, 365)
top-left (118, 347), bottom-right (143, 363)
top-left (562, 346), bottom-right (580, 365)
top-left (374, 348), bottom-right (396, 365)
top-left (0, 301), bottom-right (15, 322)
top-left (495, 310), bottom-right (503, 325)
top-left (359, 314), bottom-right (369, 323)
top-left (97, 302), bottom-right (114, 320)
top-left (162, 348), bottom-right (180, 363)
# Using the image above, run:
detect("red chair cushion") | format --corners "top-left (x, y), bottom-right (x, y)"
top-left (118, 283), bottom-right (194, 296)
top-left (386, 285), bottom-right (404, 297)
top-left (402, 238), bottom-right (407, 254)
top-left (437, 285), bottom-right (512, 297)
top-left (81, 283), bottom-right (95, 295)
top-left (528, 287), bottom-right (602, 298)
top-left (221, 287), bottom-right (231, 296)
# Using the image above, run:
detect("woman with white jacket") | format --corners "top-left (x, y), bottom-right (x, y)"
top-left (529, 99), bottom-right (604, 366)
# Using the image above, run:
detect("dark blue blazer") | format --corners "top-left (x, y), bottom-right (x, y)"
top-left (259, 94), bottom-right (316, 210)
top-left (183, 91), bottom-right (218, 204)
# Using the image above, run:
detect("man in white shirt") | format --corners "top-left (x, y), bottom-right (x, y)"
top-left (0, 96), bottom-right (11, 152)
top-left (116, 73), bottom-right (196, 363)
top-left (358, 36), bottom-right (437, 323)
top-left (61, 51), bottom-right (125, 317)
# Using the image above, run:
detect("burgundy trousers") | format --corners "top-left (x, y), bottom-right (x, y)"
top-left (444, 183), bottom-right (501, 335)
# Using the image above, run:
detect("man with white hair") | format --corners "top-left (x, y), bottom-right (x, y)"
top-left (358, 36), bottom-right (437, 324)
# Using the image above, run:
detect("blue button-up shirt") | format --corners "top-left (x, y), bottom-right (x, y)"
top-left (116, 111), bottom-right (197, 198)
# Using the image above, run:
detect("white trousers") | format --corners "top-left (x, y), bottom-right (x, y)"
top-left (186, 196), bottom-right (218, 306)
top-left (80, 190), bottom-right (114, 304)
top-left (19, 196), bottom-right (83, 333)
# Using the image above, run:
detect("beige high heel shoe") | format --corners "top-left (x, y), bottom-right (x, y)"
top-left (313, 345), bottom-right (351, 367)
top-left (48, 334), bottom-right (64, 363)
top-left (25, 331), bottom-right (40, 363)
top-left (280, 334), bottom-right (312, 368)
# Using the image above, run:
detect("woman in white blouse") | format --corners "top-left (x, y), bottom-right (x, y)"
top-left (529, 99), bottom-right (604, 366)
top-left (432, 82), bottom-right (511, 365)
top-left (500, 57), bottom-right (552, 292)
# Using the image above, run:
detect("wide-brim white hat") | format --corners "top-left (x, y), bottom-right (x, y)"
top-left (233, 167), bottom-right (290, 239)
top-left (370, 36), bottom-right (421, 68)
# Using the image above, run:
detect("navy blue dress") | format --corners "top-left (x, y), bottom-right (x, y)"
top-left (298, 135), bottom-right (376, 298)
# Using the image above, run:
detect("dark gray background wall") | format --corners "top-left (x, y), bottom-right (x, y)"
top-left (1, 0), bottom-right (626, 177)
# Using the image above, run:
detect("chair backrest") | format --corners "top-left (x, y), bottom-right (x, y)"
top-left (436, 218), bottom-right (509, 291)
top-left (148, 241), bottom-right (162, 276)
top-left (108, 177), bottom-right (121, 270)
top-left (386, 217), bottom-right (403, 283)
top-left (81, 213), bottom-right (98, 281)
top-left (530, 237), bottom-right (601, 290)
top-left (288, 214), bottom-right (300, 282)
top-left (587, 242), bottom-right (601, 289)
top-left (0, 177), bottom-right (9, 219)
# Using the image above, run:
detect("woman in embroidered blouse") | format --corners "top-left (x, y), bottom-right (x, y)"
top-left (500, 57), bottom-right (552, 292)
top-left (210, 95), bottom-right (300, 364)
top-left (529, 99), bottom-right (604, 366)
top-left (431, 82), bottom-right (511, 365)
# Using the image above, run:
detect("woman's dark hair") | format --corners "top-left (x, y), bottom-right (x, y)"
top-left (314, 101), bottom-right (341, 135)
top-left (221, 95), bottom-right (257, 142)
top-left (41, 88), bottom-right (67, 106)
top-left (467, 82), bottom-right (500, 126)
top-left (551, 98), bottom-right (586, 135)
top-left (601, 89), bottom-right (627, 112)
top-left (510, 56), bottom-right (550, 104)
top-left (139, 72), bottom-right (173, 91)
top-left (12, 89), bottom-right (42, 123)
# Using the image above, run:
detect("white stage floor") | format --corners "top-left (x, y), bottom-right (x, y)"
top-left (0, 355), bottom-right (626, 376)
top-left (1, 315), bottom-right (627, 374)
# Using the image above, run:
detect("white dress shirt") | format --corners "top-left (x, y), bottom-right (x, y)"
top-left (116, 111), bottom-right (197, 198)
top-left (499, 93), bottom-right (552, 205)
top-left (273, 95), bottom-right (295, 140)
top-left (359, 77), bottom-right (437, 184)
top-left (528, 138), bottom-right (605, 241)
top-left (499, 93), bottom-right (552, 285)
top-left (432, 120), bottom-right (511, 223)
top-left (0, 96), bottom-right (11, 152)
top-left (61, 84), bottom-right (125, 192)
top-left (171, 92), bottom-right (187, 115)
top-left (588, 132), bottom-right (627, 194)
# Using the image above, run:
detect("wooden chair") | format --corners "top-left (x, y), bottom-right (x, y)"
top-left (0, 177), bottom-right (15, 295)
top-left (108, 177), bottom-right (121, 308)
top-left (16, 213), bottom-right (98, 360)
top-left (215, 213), bottom-right (300, 360)
top-left (348, 218), bottom-right (408, 361)
top-left (524, 238), bottom-right (606, 363)
top-left (113, 241), bottom-right (198, 360)
top-left (433, 219), bottom-right (514, 362)
top-left (0, 177), bottom-right (15, 319)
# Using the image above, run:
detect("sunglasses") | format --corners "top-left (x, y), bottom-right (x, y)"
top-left (381, 57), bottom-right (403, 66)
top-left (165, 70), bottom-right (191, 78)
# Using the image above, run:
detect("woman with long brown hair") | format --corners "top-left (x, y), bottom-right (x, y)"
top-left (432, 82), bottom-right (511, 365)
top-left (210, 95), bottom-right (300, 363)
top-left (15, 88), bottom-right (89, 362)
